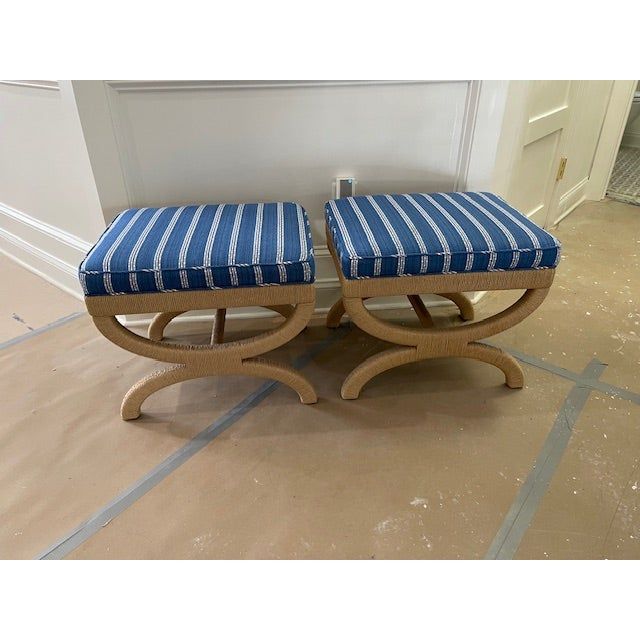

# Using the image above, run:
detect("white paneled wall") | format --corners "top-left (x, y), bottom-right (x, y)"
top-left (107, 81), bottom-right (469, 227)
top-left (72, 80), bottom-right (504, 316)
top-left (0, 79), bottom-right (615, 317)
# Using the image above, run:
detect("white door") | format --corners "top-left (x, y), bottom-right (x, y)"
top-left (508, 80), bottom-right (572, 228)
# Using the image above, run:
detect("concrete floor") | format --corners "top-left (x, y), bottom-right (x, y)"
top-left (0, 198), bottom-right (638, 559)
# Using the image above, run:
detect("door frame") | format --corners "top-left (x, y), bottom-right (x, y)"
top-left (586, 80), bottom-right (637, 201)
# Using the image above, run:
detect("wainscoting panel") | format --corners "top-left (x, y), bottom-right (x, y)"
top-left (0, 201), bottom-right (91, 298)
top-left (98, 80), bottom-right (483, 323)
top-left (67, 80), bottom-right (500, 320)
top-left (103, 80), bottom-right (474, 237)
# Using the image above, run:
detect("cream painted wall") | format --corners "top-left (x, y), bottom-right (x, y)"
top-left (0, 81), bottom-right (105, 297)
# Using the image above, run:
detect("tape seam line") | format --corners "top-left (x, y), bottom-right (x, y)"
top-left (486, 342), bottom-right (640, 405)
top-left (0, 312), bottom-right (84, 351)
top-left (37, 327), bottom-right (346, 560)
top-left (21, 320), bottom-right (637, 559)
top-left (2, 315), bottom-right (638, 405)
top-left (484, 359), bottom-right (607, 560)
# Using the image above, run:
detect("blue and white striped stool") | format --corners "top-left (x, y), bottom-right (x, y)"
top-left (324, 192), bottom-right (561, 399)
top-left (80, 202), bottom-right (317, 419)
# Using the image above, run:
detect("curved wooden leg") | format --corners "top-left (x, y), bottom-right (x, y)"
top-left (242, 357), bottom-right (318, 404)
top-left (340, 341), bottom-right (524, 399)
top-left (407, 294), bottom-right (434, 327)
top-left (211, 308), bottom-right (226, 344)
top-left (343, 288), bottom-right (549, 347)
top-left (122, 355), bottom-right (318, 419)
top-left (341, 346), bottom-right (419, 400)
top-left (326, 298), bottom-right (346, 328)
top-left (338, 288), bottom-right (548, 395)
top-left (151, 306), bottom-right (292, 344)
top-left (327, 297), bottom-right (374, 328)
top-left (332, 293), bottom-right (471, 330)
top-left (148, 311), bottom-right (186, 341)
top-left (94, 298), bottom-right (316, 419)
top-left (438, 292), bottom-right (474, 321)
top-left (121, 364), bottom-right (202, 420)
top-left (462, 342), bottom-right (524, 388)
top-left (264, 304), bottom-right (295, 319)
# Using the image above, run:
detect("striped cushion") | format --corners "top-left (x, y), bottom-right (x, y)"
top-left (79, 203), bottom-right (315, 296)
top-left (325, 192), bottom-right (561, 279)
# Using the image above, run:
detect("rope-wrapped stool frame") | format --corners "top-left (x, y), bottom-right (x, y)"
top-left (325, 227), bottom-right (554, 399)
top-left (85, 284), bottom-right (317, 420)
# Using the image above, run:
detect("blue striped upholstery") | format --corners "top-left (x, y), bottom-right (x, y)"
top-left (325, 192), bottom-right (561, 279)
top-left (79, 203), bottom-right (315, 296)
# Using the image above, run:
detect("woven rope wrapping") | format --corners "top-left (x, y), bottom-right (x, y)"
top-left (89, 286), bottom-right (317, 419)
top-left (324, 217), bottom-right (555, 399)
top-left (81, 201), bottom-right (319, 419)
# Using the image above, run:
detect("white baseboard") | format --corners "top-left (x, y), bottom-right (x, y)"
top-left (0, 201), bottom-right (92, 300)
top-left (622, 131), bottom-right (640, 149)
top-left (0, 243), bottom-right (83, 300)
top-left (553, 177), bottom-right (589, 226)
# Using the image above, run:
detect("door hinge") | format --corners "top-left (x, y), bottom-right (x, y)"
top-left (556, 156), bottom-right (567, 181)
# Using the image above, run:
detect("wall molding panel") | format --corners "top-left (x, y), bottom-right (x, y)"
top-left (553, 176), bottom-right (589, 226)
top-left (98, 79), bottom-right (487, 319)
top-left (65, 79), bottom-right (509, 325)
top-left (105, 80), bottom-right (465, 93)
top-left (101, 79), bottom-right (479, 215)
top-left (0, 79), bottom-right (510, 322)
top-left (0, 80), bottom-right (60, 91)
top-left (0, 201), bottom-right (90, 299)
top-left (0, 201), bottom-right (92, 255)
top-left (0, 80), bottom-right (107, 300)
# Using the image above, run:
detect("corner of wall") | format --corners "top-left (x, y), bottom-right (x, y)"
top-left (0, 81), bottom-right (106, 299)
